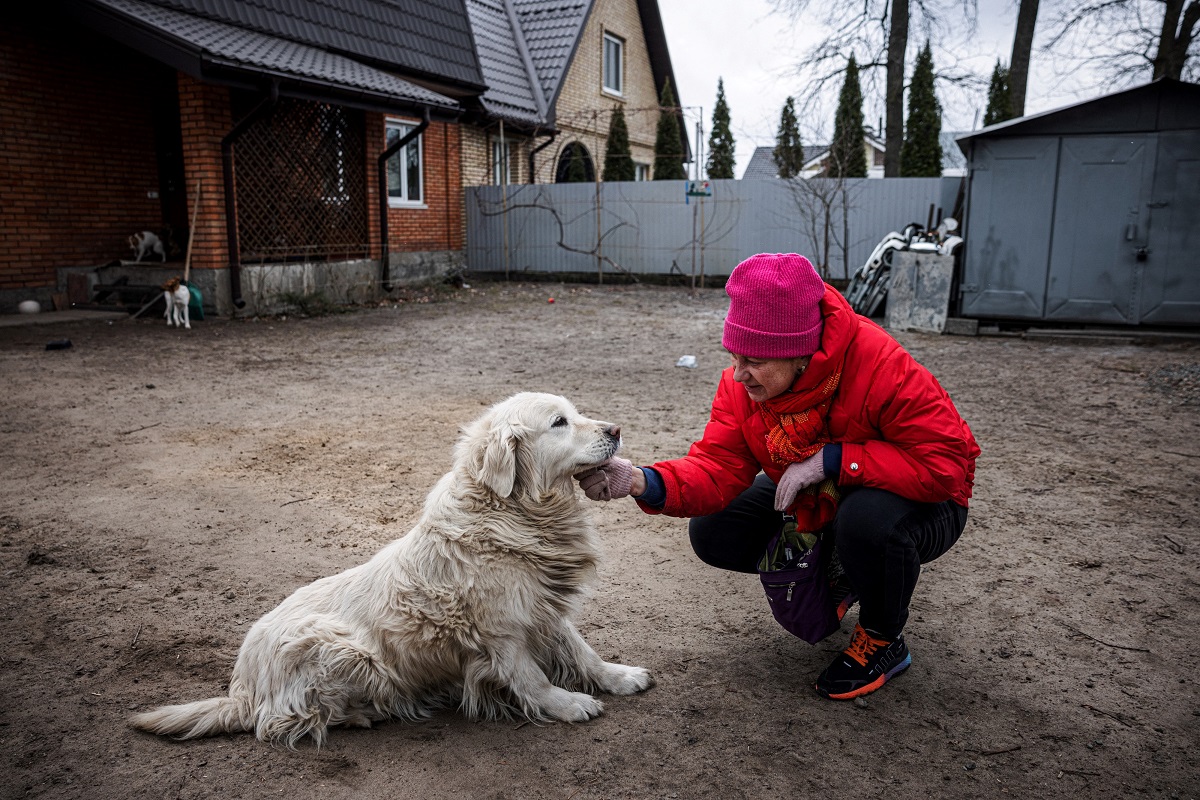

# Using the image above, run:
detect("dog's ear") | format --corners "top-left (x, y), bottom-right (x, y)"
top-left (478, 421), bottom-right (519, 498)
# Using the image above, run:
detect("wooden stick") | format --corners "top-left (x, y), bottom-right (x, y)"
top-left (120, 422), bottom-right (164, 436)
top-left (1059, 621), bottom-right (1150, 653)
top-left (183, 179), bottom-right (201, 283)
top-left (1081, 703), bottom-right (1136, 728)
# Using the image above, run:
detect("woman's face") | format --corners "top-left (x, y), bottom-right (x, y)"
top-left (729, 353), bottom-right (811, 402)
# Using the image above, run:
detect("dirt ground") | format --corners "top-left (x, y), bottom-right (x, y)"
top-left (1, 281), bottom-right (1197, 800)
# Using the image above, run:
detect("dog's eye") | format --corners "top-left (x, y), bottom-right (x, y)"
top-left (551, 415), bottom-right (568, 428)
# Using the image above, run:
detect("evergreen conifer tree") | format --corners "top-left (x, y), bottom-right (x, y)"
top-left (984, 60), bottom-right (1014, 127)
top-left (706, 78), bottom-right (736, 179)
top-left (565, 144), bottom-right (589, 183)
top-left (900, 41), bottom-right (943, 177)
top-left (773, 96), bottom-right (804, 179)
top-left (653, 78), bottom-right (687, 180)
top-left (602, 106), bottom-right (635, 182)
top-left (828, 56), bottom-right (867, 179)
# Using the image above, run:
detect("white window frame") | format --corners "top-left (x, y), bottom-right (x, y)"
top-left (602, 32), bottom-right (624, 96)
top-left (635, 163), bottom-right (650, 181)
top-left (385, 118), bottom-right (425, 208)
top-left (492, 138), bottom-right (512, 185)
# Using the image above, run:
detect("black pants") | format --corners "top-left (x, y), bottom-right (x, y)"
top-left (688, 473), bottom-right (968, 638)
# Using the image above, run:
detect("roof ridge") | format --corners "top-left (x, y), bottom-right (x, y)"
top-left (501, 0), bottom-right (547, 119)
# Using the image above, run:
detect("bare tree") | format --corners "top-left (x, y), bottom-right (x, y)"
top-left (1155, 0), bottom-right (1200, 77)
top-left (769, 0), bottom-right (977, 177)
top-left (1009, 0), bottom-right (1040, 116)
top-left (1045, 0), bottom-right (1199, 84)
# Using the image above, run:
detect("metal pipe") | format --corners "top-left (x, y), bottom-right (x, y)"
top-left (221, 81), bottom-right (279, 310)
top-left (377, 108), bottom-right (430, 291)
top-left (529, 130), bottom-right (558, 184)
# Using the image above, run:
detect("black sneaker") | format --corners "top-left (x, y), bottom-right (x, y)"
top-left (814, 624), bottom-right (911, 700)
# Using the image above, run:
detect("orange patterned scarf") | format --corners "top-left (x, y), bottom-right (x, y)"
top-left (758, 365), bottom-right (843, 528)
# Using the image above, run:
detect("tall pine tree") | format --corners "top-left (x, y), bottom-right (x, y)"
top-left (653, 78), bottom-right (686, 180)
top-left (706, 78), bottom-right (736, 179)
top-left (984, 61), bottom-right (1014, 126)
top-left (773, 96), bottom-right (804, 178)
top-left (900, 41), bottom-right (942, 177)
top-left (828, 56), bottom-right (867, 179)
top-left (602, 106), bottom-right (635, 181)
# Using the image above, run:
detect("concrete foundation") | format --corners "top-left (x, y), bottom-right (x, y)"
top-left (34, 250), bottom-right (466, 317)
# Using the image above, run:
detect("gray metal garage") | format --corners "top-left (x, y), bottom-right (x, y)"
top-left (956, 78), bottom-right (1200, 326)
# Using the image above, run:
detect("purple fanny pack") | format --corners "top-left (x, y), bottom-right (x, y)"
top-left (757, 515), bottom-right (839, 644)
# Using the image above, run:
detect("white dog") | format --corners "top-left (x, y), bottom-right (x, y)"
top-left (161, 278), bottom-right (190, 329)
top-left (129, 230), bottom-right (166, 262)
top-left (130, 393), bottom-right (653, 747)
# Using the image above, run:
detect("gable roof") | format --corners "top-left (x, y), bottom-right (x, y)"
top-left (464, 0), bottom-right (690, 159)
top-left (743, 134), bottom-right (963, 179)
top-left (511, 0), bottom-right (593, 114)
top-left (64, 0), bottom-right (482, 115)
top-left (741, 143), bottom-right (848, 179)
top-left (465, 0), bottom-right (549, 125)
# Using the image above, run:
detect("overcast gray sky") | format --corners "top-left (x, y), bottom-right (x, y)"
top-left (656, 0), bottom-right (1110, 177)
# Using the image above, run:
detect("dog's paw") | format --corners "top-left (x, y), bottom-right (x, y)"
top-left (597, 663), bottom-right (655, 695)
top-left (543, 689), bottom-right (604, 722)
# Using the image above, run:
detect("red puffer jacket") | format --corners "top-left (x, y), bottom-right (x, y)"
top-left (640, 284), bottom-right (980, 518)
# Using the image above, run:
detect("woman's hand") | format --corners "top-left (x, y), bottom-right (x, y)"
top-left (574, 457), bottom-right (642, 501)
top-left (774, 450), bottom-right (826, 511)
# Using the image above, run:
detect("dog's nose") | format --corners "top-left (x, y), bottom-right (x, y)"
top-left (605, 425), bottom-right (621, 440)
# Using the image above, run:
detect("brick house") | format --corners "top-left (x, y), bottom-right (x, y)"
top-left (460, 0), bottom-right (689, 188)
top-left (1, 0), bottom-right (485, 316)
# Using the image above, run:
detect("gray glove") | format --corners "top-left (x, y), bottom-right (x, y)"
top-left (774, 450), bottom-right (827, 511)
top-left (575, 457), bottom-right (635, 501)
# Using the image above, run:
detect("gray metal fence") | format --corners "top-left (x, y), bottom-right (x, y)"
top-left (466, 177), bottom-right (962, 282)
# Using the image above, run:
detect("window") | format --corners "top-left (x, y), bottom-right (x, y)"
top-left (385, 119), bottom-right (423, 205)
top-left (602, 33), bottom-right (623, 95)
top-left (492, 139), bottom-right (512, 185)
top-left (635, 163), bottom-right (650, 181)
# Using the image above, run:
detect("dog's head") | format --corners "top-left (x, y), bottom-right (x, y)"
top-left (458, 393), bottom-right (621, 499)
top-left (162, 277), bottom-right (182, 292)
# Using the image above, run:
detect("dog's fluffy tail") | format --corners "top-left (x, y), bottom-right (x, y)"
top-left (129, 695), bottom-right (250, 740)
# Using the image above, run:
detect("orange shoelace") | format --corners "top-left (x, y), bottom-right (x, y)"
top-left (844, 626), bottom-right (889, 667)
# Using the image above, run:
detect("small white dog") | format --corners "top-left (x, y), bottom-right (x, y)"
top-left (130, 393), bottom-right (653, 747)
top-left (161, 278), bottom-right (190, 329)
top-left (129, 230), bottom-right (166, 262)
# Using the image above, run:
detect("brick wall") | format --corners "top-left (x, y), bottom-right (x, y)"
top-left (462, 124), bottom-right (532, 188)
top-left (177, 75), bottom-right (232, 272)
top-left (367, 115), bottom-right (464, 253)
top-left (0, 19), bottom-right (166, 290)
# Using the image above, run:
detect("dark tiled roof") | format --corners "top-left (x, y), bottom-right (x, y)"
top-left (147, 0), bottom-right (485, 89)
top-left (741, 145), bottom-right (829, 179)
top-left (940, 131), bottom-right (967, 171)
top-left (82, 0), bottom-right (460, 109)
top-left (741, 147), bottom-right (777, 180)
top-left (511, 0), bottom-right (591, 110)
top-left (466, 0), bottom-right (545, 126)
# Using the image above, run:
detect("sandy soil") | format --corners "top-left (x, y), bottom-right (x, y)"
top-left (1, 282), bottom-right (1197, 800)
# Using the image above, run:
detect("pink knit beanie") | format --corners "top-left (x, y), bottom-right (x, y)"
top-left (722, 253), bottom-right (825, 358)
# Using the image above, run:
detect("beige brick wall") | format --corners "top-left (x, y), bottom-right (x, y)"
top-left (462, 124), bottom-right (533, 187)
